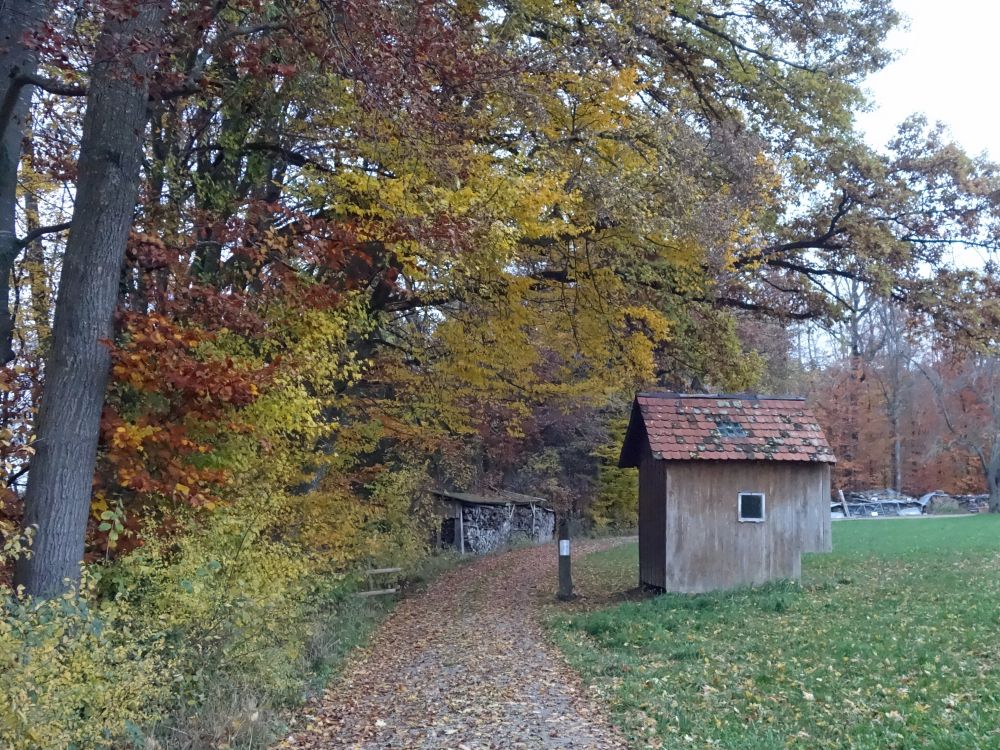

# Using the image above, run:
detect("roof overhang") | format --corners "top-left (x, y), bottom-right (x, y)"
top-left (431, 488), bottom-right (554, 510)
top-left (618, 399), bottom-right (648, 468)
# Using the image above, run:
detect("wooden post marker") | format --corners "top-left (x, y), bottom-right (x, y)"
top-left (557, 516), bottom-right (573, 601)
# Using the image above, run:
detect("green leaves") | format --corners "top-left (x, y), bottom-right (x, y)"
top-left (97, 505), bottom-right (125, 548)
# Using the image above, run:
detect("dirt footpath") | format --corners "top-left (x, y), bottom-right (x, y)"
top-left (280, 540), bottom-right (628, 749)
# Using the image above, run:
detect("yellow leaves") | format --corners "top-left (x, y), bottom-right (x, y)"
top-left (0, 483), bottom-right (355, 750)
top-left (109, 422), bottom-right (159, 452)
top-left (0, 591), bottom-right (170, 750)
top-left (655, 236), bottom-right (708, 275)
top-left (90, 495), bottom-right (109, 518)
top-left (324, 170), bottom-right (420, 222)
top-left (620, 305), bottom-right (671, 371)
top-left (541, 66), bottom-right (641, 140)
top-left (507, 170), bottom-right (582, 243)
top-left (195, 296), bottom-right (372, 492)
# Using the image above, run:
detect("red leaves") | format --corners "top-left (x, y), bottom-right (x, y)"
top-left (126, 233), bottom-right (174, 271)
top-left (111, 312), bottom-right (267, 406)
top-left (97, 309), bottom-right (272, 520)
top-left (271, 63), bottom-right (298, 77)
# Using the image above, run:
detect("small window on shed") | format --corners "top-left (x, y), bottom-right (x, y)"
top-left (716, 419), bottom-right (747, 438)
top-left (738, 492), bottom-right (765, 522)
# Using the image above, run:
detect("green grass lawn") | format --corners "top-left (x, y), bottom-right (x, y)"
top-left (550, 516), bottom-right (1000, 750)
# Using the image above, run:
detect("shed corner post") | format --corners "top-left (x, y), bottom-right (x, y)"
top-left (458, 503), bottom-right (465, 554)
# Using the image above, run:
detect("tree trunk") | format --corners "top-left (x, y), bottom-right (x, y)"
top-left (892, 433), bottom-right (902, 494)
top-left (889, 411), bottom-right (902, 494)
top-left (989, 480), bottom-right (1000, 515)
top-left (21, 118), bottom-right (51, 349)
top-left (15, 1), bottom-right (164, 597)
top-left (845, 351), bottom-right (862, 488)
top-left (987, 441), bottom-right (1000, 514)
top-left (0, 0), bottom-right (49, 364)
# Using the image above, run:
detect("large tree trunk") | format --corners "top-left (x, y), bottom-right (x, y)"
top-left (15, 1), bottom-right (164, 597)
top-left (0, 0), bottom-right (49, 364)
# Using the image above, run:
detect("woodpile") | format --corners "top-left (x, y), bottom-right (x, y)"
top-left (831, 489), bottom-right (927, 518)
top-left (831, 489), bottom-right (989, 518)
top-left (919, 491), bottom-right (990, 514)
top-left (461, 502), bottom-right (555, 555)
top-left (433, 489), bottom-right (555, 554)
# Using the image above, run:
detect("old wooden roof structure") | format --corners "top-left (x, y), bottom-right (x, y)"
top-left (432, 488), bottom-right (553, 510)
top-left (618, 392), bottom-right (836, 467)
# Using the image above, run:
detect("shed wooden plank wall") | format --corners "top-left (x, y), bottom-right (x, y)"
top-left (637, 457), bottom-right (666, 589)
top-left (638, 460), bottom-right (830, 593)
top-left (799, 463), bottom-right (832, 554)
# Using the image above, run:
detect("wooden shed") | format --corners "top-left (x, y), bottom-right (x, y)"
top-left (618, 393), bottom-right (835, 593)
top-left (433, 489), bottom-right (555, 554)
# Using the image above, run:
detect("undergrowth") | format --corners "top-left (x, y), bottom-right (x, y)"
top-left (0, 507), bottom-right (461, 750)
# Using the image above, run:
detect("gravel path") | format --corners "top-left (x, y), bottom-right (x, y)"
top-left (280, 540), bottom-right (628, 749)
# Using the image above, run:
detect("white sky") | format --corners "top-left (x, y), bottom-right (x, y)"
top-left (857, 0), bottom-right (999, 159)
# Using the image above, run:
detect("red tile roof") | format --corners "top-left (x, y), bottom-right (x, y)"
top-left (618, 393), bottom-right (836, 467)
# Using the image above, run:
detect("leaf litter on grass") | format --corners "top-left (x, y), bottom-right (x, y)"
top-left (550, 516), bottom-right (1000, 750)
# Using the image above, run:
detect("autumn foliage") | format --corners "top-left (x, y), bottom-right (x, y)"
top-left (3, 0), bottom-right (1000, 745)
top-left (809, 358), bottom-right (987, 495)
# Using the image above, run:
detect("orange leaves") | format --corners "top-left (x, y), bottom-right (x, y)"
top-left (111, 312), bottom-right (270, 411)
top-left (100, 406), bottom-right (229, 509)
top-left (809, 355), bottom-right (991, 495)
top-left (96, 310), bottom-right (273, 523)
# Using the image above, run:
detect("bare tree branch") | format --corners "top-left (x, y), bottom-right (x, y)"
top-left (16, 221), bottom-right (72, 249)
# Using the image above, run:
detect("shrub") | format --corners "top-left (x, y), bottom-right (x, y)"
top-left (0, 492), bottom-right (401, 750)
top-left (0, 530), bottom-right (167, 749)
top-left (0, 587), bottom-right (169, 749)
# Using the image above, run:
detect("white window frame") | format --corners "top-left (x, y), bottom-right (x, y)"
top-left (738, 491), bottom-right (766, 523)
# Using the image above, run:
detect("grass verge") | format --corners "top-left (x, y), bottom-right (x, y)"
top-left (548, 516), bottom-right (1000, 750)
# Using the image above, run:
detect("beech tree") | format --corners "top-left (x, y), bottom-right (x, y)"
top-left (0, 0), bottom-right (55, 365)
top-left (15, 0), bottom-right (166, 596)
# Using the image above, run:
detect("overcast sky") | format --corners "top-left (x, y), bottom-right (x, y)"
top-left (858, 0), bottom-right (998, 159)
